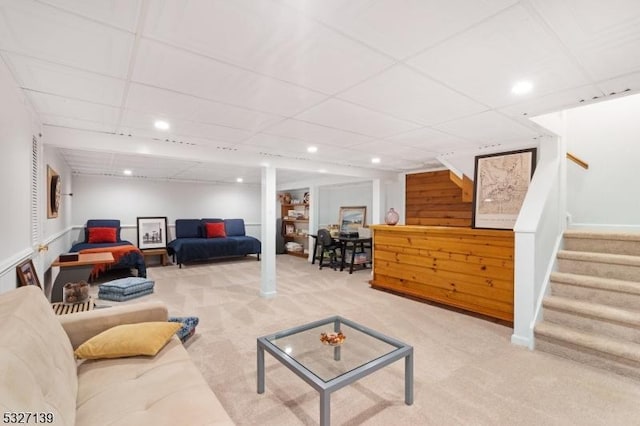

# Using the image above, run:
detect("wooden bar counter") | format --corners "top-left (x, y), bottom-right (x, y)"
top-left (369, 225), bottom-right (514, 322)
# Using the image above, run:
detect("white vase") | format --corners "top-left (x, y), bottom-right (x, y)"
top-left (385, 208), bottom-right (399, 225)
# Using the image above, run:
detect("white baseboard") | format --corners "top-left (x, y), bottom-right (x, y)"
top-left (569, 223), bottom-right (640, 232)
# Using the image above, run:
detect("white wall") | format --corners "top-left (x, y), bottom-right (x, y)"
top-left (562, 93), bottom-right (640, 229)
top-left (71, 175), bottom-right (262, 242)
top-left (318, 181), bottom-right (373, 228)
top-left (0, 58), bottom-right (40, 293)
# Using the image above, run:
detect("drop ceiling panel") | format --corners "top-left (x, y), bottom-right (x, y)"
top-left (433, 111), bottom-right (541, 143)
top-left (383, 127), bottom-right (475, 153)
top-left (531, 0), bottom-right (640, 80)
top-left (120, 110), bottom-right (252, 143)
top-left (28, 92), bottom-right (120, 126)
top-left (354, 139), bottom-right (439, 161)
top-left (295, 99), bottom-right (420, 138)
top-left (41, 116), bottom-right (117, 133)
top-left (280, 0), bottom-right (518, 60)
top-left (263, 119), bottom-right (373, 147)
top-left (241, 134), bottom-right (316, 158)
top-left (132, 40), bottom-right (327, 116)
top-left (144, 0), bottom-right (393, 94)
top-left (0, 1), bottom-right (134, 77)
top-left (5, 54), bottom-right (125, 105)
top-left (125, 84), bottom-right (282, 131)
top-left (409, 5), bottom-right (590, 108)
top-left (595, 73), bottom-right (640, 96)
top-left (338, 65), bottom-right (487, 125)
top-left (38, 0), bottom-right (141, 32)
top-left (499, 84), bottom-right (604, 118)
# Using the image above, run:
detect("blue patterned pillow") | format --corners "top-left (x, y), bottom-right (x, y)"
top-left (168, 316), bottom-right (199, 343)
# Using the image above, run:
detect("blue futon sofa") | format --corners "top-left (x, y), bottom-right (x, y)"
top-left (167, 218), bottom-right (261, 267)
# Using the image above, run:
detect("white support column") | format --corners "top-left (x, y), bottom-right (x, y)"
top-left (372, 179), bottom-right (384, 224)
top-left (260, 166), bottom-right (277, 297)
top-left (307, 185), bottom-right (319, 262)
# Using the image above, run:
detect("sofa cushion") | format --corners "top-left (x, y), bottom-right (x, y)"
top-left (87, 227), bottom-right (117, 243)
top-left (224, 218), bottom-right (246, 236)
top-left (75, 322), bottom-right (181, 360)
top-left (75, 338), bottom-right (234, 426)
top-left (205, 222), bottom-right (227, 238)
top-left (0, 286), bottom-right (78, 426)
top-left (174, 219), bottom-right (202, 238)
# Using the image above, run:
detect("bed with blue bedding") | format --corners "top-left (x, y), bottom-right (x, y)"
top-left (167, 218), bottom-right (261, 267)
top-left (70, 220), bottom-right (146, 279)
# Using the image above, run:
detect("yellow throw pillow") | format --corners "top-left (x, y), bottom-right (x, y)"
top-left (74, 322), bottom-right (182, 359)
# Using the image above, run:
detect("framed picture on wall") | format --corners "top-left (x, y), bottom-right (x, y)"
top-left (16, 259), bottom-right (41, 289)
top-left (137, 216), bottom-right (168, 250)
top-left (338, 206), bottom-right (367, 233)
top-left (472, 148), bottom-right (537, 230)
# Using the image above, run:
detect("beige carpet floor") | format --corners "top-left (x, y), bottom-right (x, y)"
top-left (96, 256), bottom-right (640, 425)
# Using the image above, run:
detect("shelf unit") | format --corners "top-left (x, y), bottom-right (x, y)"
top-left (281, 203), bottom-right (309, 258)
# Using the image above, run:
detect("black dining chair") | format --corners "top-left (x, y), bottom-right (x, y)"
top-left (317, 229), bottom-right (341, 270)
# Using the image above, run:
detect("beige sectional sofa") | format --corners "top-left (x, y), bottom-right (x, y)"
top-left (0, 286), bottom-right (234, 426)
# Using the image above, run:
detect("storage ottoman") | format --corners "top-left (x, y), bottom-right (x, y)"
top-left (98, 277), bottom-right (155, 301)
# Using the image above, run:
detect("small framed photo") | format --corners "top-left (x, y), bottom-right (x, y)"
top-left (137, 216), bottom-right (168, 250)
top-left (16, 259), bottom-right (41, 289)
top-left (338, 206), bottom-right (367, 233)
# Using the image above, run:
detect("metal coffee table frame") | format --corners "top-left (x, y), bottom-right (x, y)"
top-left (257, 315), bottom-right (413, 426)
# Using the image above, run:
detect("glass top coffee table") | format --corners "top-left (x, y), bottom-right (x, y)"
top-left (257, 316), bottom-right (413, 426)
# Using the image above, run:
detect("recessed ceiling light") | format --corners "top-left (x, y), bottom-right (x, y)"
top-left (318, 169), bottom-right (327, 173)
top-left (307, 146), bottom-right (318, 153)
top-left (511, 81), bottom-right (533, 95)
top-left (371, 157), bottom-right (381, 164)
top-left (154, 120), bottom-right (170, 130)
top-left (123, 169), bottom-right (132, 176)
top-left (236, 177), bottom-right (243, 183)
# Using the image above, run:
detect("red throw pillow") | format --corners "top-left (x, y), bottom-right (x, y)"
top-left (88, 227), bottom-right (117, 243)
top-left (205, 222), bottom-right (226, 238)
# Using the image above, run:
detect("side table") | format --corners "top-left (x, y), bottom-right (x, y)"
top-left (142, 248), bottom-right (170, 266)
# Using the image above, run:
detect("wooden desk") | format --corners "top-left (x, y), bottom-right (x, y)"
top-left (51, 253), bottom-right (114, 303)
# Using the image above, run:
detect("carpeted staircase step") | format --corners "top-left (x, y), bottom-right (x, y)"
top-left (564, 230), bottom-right (640, 256)
top-left (557, 250), bottom-right (640, 281)
top-left (534, 322), bottom-right (640, 379)
top-left (542, 296), bottom-right (640, 344)
top-left (550, 271), bottom-right (640, 310)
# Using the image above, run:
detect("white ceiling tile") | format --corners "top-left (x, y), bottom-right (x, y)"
top-left (0, 1), bottom-right (134, 77)
top-left (433, 111), bottom-right (541, 144)
top-left (408, 5), bottom-right (591, 108)
top-left (531, 0), bottom-right (640, 80)
top-left (38, 0), bottom-right (141, 31)
top-left (338, 65), bottom-right (487, 125)
top-left (125, 84), bottom-right (282, 131)
top-left (5, 53), bottom-right (125, 105)
top-left (281, 0), bottom-right (518, 59)
top-left (264, 119), bottom-right (373, 147)
top-left (241, 134), bottom-right (313, 157)
top-left (144, 0), bottom-right (393, 94)
top-left (120, 110), bottom-right (253, 143)
top-left (295, 99), bottom-right (420, 138)
top-left (42, 116), bottom-right (116, 133)
top-left (356, 139), bottom-right (439, 160)
top-left (499, 85), bottom-right (604, 118)
top-left (384, 127), bottom-right (475, 153)
top-left (132, 39), bottom-right (327, 116)
top-left (595, 73), bottom-right (640, 96)
top-left (28, 92), bottom-right (120, 125)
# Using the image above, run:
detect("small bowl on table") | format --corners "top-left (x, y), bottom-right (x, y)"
top-left (320, 331), bottom-right (346, 346)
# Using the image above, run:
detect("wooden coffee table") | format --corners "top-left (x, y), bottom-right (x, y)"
top-left (50, 253), bottom-right (114, 302)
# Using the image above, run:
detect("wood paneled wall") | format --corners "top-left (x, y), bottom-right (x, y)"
top-left (370, 225), bottom-right (514, 322)
top-left (405, 170), bottom-right (472, 227)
